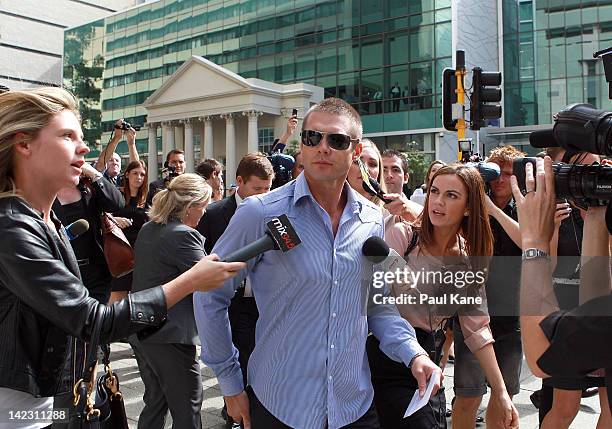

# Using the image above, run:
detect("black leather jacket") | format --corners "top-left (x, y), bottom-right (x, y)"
top-left (0, 197), bottom-right (167, 398)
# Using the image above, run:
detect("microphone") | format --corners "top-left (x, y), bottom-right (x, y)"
top-left (222, 214), bottom-right (301, 262)
top-left (529, 128), bottom-right (558, 148)
top-left (362, 236), bottom-right (408, 272)
top-left (64, 219), bottom-right (89, 241)
top-left (465, 161), bottom-right (501, 183)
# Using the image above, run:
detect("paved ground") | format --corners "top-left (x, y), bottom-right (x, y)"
top-left (110, 343), bottom-right (603, 428)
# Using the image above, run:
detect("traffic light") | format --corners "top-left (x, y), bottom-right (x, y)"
top-left (470, 67), bottom-right (502, 130)
top-left (442, 68), bottom-right (458, 131)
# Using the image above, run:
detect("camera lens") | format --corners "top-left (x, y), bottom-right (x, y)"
top-left (554, 163), bottom-right (612, 204)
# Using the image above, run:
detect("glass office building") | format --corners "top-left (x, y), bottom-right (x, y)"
top-left (64, 0), bottom-right (452, 161)
top-left (503, 0), bottom-right (612, 128)
top-left (64, 0), bottom-right (612, 162)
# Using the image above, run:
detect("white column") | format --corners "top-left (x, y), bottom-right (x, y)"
top-left (147, 123), bottom-right (158, 182)
top-left (222, 113), bottom-right (236, 188)
top-left (166, 121), bottom-right (175, 153)
top-left (243, 110), bottom-right (262, 154)
top-left (203, 116), bottom-right (214, 160)
top-left (183, 119), bottom-right (194, 173)
top-left (161, 121), bottom-right (170, 157)
top-left (174, 123), bottom-right (184, 151)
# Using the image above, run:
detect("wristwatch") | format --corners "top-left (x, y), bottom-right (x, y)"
top-left (522, 248), bottom-right (550, 261)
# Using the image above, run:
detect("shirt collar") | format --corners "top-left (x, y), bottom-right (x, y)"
top-left (235, 190), bottom-right (243, 206)
top-left (292, 172), bottom-right (365, 217)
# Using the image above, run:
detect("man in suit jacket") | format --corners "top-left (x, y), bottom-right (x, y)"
top-left (197, 153), bottom-right (274, 426)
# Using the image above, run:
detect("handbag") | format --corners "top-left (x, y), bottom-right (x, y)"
top-left (101, 213), bottom-right (134, 278)
top-left (72, 304), bottom-right (129, 429)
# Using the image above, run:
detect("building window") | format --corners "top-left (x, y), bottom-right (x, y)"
top-left (258, 128), bottom-right (275, 154)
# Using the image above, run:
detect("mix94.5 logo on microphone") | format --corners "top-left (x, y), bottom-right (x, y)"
top-left (267, 214), bottom-right (301, 252)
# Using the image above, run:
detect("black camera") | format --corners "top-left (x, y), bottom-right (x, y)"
top-left (114, 121), bottom-right (141, 131)
top-left (529, 103), bottom-right (612, 157)
top-left (161, 164), bottom-right (179, 182)
top-left (513, 157), bottom-right (612, 208)
top-left (269, 153), bottom-right (295, 190)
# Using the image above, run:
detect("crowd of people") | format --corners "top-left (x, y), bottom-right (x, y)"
top-left (0, 86), bottom-right (609, 429)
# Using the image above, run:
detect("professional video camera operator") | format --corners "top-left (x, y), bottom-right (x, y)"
top-left (147, 149), bottom-right (185, 206)
top-left (513, 156), bottom-right (612, 425)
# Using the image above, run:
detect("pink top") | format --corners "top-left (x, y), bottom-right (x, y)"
top-left (384, 215), bottom-right (494, 353)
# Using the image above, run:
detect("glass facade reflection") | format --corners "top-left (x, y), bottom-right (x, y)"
top-left (503, 0), bottom-right (612, 127)
top-left (64, 0), bottom-right (452, 155)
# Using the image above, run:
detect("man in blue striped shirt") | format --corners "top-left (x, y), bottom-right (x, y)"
top-left (194, 98), bottom-right (442, 429)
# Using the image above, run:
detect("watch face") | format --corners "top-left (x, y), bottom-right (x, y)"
top-left (526, 249), bottom-right (536, 257)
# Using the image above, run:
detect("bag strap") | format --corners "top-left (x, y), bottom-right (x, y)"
top-left (82, 304), bottom-right (107, 382)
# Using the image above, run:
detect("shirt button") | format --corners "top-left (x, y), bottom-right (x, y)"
top-left (137, 312), bottom-right (143, 320)
top-left (149, 315), bottom-right (155, 322)
top-left (334, 280), bottom-right (338, 285)
top-left (329, 376), bottom-right (333, 381)
top-left (330, 344), bottom-right (335, 349)
top-left (332, 312), bottom-right (337, 318)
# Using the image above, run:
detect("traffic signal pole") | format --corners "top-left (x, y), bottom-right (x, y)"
top-left (455, 67), bottom-right (468, 161)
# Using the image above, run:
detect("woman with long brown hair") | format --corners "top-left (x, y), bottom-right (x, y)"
top-left (368, 163), bottom-right (518, 429)
top-left (109, 159), bottom-right (150, 303)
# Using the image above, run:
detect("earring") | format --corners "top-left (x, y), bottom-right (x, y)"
top-left (464, 211), bottom-right (469, 216)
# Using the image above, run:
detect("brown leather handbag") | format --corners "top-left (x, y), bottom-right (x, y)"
top-left (100, 213), bottom-right (134, 278)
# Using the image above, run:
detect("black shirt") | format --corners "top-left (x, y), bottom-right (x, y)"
top-left (486, 199), bottom-right (522, 335)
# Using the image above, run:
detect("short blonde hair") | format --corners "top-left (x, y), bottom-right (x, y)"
top-left (148, 173), bottom-right (212, 224)
top-left (0, 87), bottom-right (79, 197)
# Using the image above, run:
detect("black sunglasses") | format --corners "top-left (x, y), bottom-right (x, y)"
top-left (301, 130), bottom-right (357, 151)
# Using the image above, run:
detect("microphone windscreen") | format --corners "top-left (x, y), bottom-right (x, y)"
top-left (466, 161), bottom-right (500, 183)
top-left (362, 236), bottom-right (390, 264)
top-left (67, 219), bottom-right (89, 238)
top-left (529, 129), bottom-right (558, 148)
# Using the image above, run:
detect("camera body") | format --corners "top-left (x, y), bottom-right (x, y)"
top-left (269, 153), bottom-right (295, 190)
top-left (161, 164), bottom-right (179, 182)
top-left (513, 157), bottom-right (612, 209)
top-left (114, 121), bottom-right (142, 131)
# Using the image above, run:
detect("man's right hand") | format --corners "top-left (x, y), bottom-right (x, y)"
top-left (225, 391), bottom-right (251, 429)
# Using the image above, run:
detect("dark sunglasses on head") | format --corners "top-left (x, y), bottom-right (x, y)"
top-left (301, 130), bottom-right (357, 151)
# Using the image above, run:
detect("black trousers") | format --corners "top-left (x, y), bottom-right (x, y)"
top-left (366, 330), bottom-right (447, 429)
top-left (228, 288), bottom-right (259, 386)
top-left (247, 386), bottom-right (380, 428)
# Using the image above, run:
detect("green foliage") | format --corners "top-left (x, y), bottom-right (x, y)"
top-left (284, 139), bottom-right (300, 156)
top-left (403, 148), bottom-right (428, 189)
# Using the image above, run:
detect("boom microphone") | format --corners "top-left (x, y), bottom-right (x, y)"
top-left (222, 214), bottom-right (301, 262)
top-left (64, 219), bottom-right (89, 241)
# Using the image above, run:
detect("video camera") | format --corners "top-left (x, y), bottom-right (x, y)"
top-left (161, 163), bottom-right (179, 183)
top-left (513, 47), bottom-right (612, 232)
top-left (114, 121), bottom-right (141, 131)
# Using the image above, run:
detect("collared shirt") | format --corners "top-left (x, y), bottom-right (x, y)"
top-left (194, 173), bottom-right (426, 429)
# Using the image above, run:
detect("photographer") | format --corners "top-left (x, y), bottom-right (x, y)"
top-left (147, 149), bottom-right (186, 206)
top-left (94, 118), bottom-right (140, 187)
top-left (512, 157), bottom-right (612, 424)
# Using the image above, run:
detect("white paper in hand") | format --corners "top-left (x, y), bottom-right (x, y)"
top-left (404, 371), bottom-right (441, 417)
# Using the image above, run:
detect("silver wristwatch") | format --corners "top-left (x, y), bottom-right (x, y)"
top-left (522, 248), bottom-right (550, 261)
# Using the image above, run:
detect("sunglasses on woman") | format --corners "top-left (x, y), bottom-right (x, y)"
top-left (300, 130), bottom-right (357, 151)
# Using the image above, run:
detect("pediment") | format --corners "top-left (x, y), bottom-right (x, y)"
top-left (144, 56), bottom-right (252, 106)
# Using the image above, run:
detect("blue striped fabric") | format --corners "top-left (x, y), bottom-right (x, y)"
top-left (194, 173), bottom-right (425, 429)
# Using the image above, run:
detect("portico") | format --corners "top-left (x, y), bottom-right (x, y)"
top-left (143, 56), bottom-right (323, 187)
